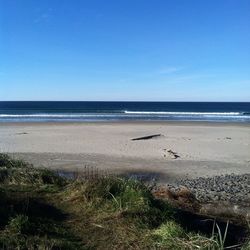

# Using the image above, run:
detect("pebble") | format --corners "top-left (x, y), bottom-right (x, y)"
top-left (174, 174), bottom-right (250, 204)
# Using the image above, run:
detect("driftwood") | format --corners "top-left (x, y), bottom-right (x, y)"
top-left (167, 150), bottom-right (180, 159)
top-left (131, 134), bottom-right (161, 141)
top-left (163, 149), bottom-right (180, 159)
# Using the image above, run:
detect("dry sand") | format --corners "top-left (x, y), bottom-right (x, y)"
top-left (0, 122), bottom-right (250, 183)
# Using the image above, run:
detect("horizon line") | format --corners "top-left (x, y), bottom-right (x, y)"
top-left (0, 100), bottom-right (250, 103)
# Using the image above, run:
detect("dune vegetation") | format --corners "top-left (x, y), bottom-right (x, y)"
top-left (0, 153), bottom-right (249, 249)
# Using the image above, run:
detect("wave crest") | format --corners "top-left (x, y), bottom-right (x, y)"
top-left (124, 111), bottom-right (241, 116)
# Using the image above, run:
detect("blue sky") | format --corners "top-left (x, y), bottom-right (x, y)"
top-left (0, 0), bottom-right (250, 101)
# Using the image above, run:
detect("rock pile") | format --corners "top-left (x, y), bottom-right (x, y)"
top-left (176, 174), bottom-right (250, 204)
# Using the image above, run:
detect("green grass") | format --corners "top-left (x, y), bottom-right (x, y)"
top-left (0, 153), bottom-right (248, 249)
top-left (151, 221), bottom-right (220, 249)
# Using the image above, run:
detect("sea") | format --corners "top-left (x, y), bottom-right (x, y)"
top-left (0, 101), bottom-right (250, 123)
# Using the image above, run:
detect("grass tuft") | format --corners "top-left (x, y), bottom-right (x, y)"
top-left (0, 154), bottom-right (66, 186)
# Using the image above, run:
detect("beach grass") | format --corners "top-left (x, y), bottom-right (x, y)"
top-left (0, 153), bottom-right (248, 249)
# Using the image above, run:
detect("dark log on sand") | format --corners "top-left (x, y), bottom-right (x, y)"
top-left (131, 134), bottom-right (162, 141)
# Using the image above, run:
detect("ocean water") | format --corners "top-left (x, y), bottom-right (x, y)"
top-left (0, 101), bottom-right (250, 123)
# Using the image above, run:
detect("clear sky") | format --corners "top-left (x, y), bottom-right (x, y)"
top-left (0, 0), bottom-right (250, 101)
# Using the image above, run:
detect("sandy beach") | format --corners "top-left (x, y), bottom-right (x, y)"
top-left (1, 121), bottom-right (250, 183)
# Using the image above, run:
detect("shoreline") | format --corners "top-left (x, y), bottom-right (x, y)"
top-left (1, 120), bottom-right (250, 127)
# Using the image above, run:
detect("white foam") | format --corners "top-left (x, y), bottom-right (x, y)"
top-left (0, 112), bottom-right (248, 121)
top-left (124, 111), bottom-right (241, 116)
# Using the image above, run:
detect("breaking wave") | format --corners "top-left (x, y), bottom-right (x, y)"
top-left (124, 111), bottom-right (242, 116)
